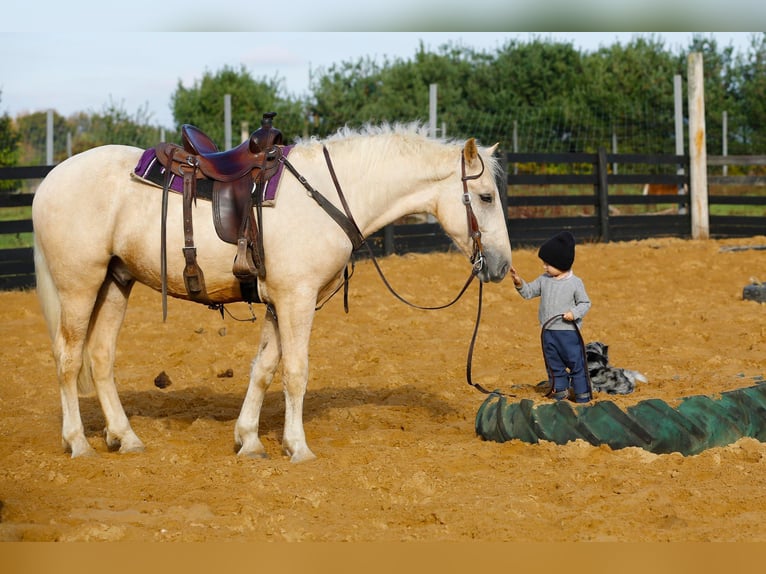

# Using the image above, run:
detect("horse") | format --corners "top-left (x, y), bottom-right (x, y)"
top-left (641, 182), bottom-right (689, 214)
top-left (32, 123), bottom-right (513, 463)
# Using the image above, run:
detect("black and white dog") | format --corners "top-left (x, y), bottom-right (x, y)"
top-left (585, 341), bottom-right (647, 395)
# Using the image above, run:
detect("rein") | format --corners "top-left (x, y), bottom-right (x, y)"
top-left (284, 144), bottom-right (496, 395)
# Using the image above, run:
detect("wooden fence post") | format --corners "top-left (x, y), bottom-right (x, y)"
top-left (597, 147), bottom-right (610, 242)
top-left (384, 225), bottom-right (394, 255)
top-left (687, 53), bottom-right (710, 239)
top-left (496, 150), bottom-right (509, 232)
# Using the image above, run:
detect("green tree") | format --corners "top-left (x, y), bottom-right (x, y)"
top-left (0, 102), bottom-right (21, 191)
top-left (15, 101), bottom-right (163, 163)
top-left (463, 38), bottom-right (588, 151)
top-left (308, 56), bottom-right (385, 135)
top-left (726, 33), bottom-right (766, 155)
top-left (171, 65), bottom-right (306, 146)
top-left (581, 35), bottom-right (681, 154)
top-left (15, 110), bottom-right (69, 165)
top-left (680, 34), bottom-right (739, 156)
top-left (310, 41), bottom-right (491, 140)
top-left (69, 99), bottom-right (162, 154)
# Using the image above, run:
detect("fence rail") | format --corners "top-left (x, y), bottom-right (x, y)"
top-left (0, 166), bottom-right (45, 290)
top-left (2, 153), bottom-right (765, 291)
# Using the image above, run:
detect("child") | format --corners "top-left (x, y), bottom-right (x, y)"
top-left (510, 231), bottom-right (592, 403)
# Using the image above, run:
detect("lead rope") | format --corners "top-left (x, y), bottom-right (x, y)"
top-left (317, 145), bottom-right (482, 311)
top-left (321, 145), bottom-right (499, 395)
top-left (280, 144), bottom-right (497, 395)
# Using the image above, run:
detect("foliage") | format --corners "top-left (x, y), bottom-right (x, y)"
top-left (726, 34), bottom-right (766, 155)
top-left (308, 34), bottom-right (766, 157)
top-left (6, 34), bottom-right (766, 162)
top-left (170, 65), bottom-right (306, 147)
top-left (68, 100), bottom-right (162, 155)
top-left (15, 110), bottom-right (69, 166)
top-left (0, 106), bottom-right (21, 191)
top-left (15, 100), bottom-right (164, 166)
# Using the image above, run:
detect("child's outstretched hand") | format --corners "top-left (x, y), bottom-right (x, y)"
top-left (510, 266), bottom-right (522, 287)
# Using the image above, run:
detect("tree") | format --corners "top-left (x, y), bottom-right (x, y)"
top-left (171, 65), bottom-right (306, 146)
top-left (726, 33), bottom-right (766, 155)
top-left (15, 110), bottom-right (69, 165)
top-left (69, 99), bottom-right (162, 155)
top-left (463, 38), bottom-right (588, 151)
top-left (0, 95), bottom-right (21, 191)
top-left (581, 35), bottom-right (681, 154)
top-left (309, 56), bottom-right (388, 136)
top-left (310, 41), bottom-right (491, 140)
top-left (680, 34), bottom-right (739, 156)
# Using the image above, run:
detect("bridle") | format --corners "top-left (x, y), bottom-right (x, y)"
top-left (461, 151), bottom-right (486, 277)
top-left (281, 144), bottom-right (498, 395)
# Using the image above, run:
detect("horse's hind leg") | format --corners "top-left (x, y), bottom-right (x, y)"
top-left (235, 309), bottom-right (281, 458)
top-left (52, 286), bottom-right (104, 458)
top-left (86, 275), bottom-right (145, 453)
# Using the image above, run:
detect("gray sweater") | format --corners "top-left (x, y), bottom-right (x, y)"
top-left (516, 271), bottom-right (591, 330)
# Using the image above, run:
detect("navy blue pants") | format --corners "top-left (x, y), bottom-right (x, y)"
top-left (542, 329), bottom-right (590, 398)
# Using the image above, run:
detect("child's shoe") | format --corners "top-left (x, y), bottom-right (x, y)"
top-left (571, 391), bottom-right (592, 403)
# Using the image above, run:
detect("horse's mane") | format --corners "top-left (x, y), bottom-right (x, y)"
top-left (295, 122), bottom-right (501, 180)
top-left (296, 122), bottom-right (433, 146)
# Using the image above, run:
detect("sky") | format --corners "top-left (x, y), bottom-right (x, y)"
top-left (1, 1), bottom-right (763, 128)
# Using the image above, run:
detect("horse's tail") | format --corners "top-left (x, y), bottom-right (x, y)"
top-left (34, 236), bottom-right (95, 395)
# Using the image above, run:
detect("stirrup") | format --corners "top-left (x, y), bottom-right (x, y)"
top-left (232, 237), bottom-right (259, 280)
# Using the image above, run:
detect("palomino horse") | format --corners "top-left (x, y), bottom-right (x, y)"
top-left (32, 124), bottom-right (512, 462)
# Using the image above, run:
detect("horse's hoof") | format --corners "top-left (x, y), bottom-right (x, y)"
top-left (288, 449), bottom-right (317, 464)
top-left (70, 446), bottom-right (98, 458)
top-left (67, 436), bottom-right (97, 458)
top-left (106, 429), bottom-right (145, 454)
top-left (104, 429), bottom-right (121, 451)
top-left (119, 443), bottom-right (146, 454)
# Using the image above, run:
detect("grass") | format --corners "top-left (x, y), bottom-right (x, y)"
top-left (0, 205), bottom-right (33, 249)
top-left (507, 184), bottom-right (766, 218)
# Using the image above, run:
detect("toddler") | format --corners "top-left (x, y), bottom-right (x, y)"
top-left (510, 231), bottom-right (592, 403)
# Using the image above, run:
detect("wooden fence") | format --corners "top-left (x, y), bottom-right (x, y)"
top-left (2, 152), bottom-right (765, 290)
top-left (504, 149), bottom-right (692, 246)
top-left (707, 154), bottom-right (766, 238)
top-left (0, 166), bottom-right (52, 290)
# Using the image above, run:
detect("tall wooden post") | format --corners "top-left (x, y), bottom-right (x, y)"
top-left (687, 53), bottom-right (709, 239)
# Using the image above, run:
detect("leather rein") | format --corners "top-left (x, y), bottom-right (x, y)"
top-left (281, 144), bottom-right (496, 395)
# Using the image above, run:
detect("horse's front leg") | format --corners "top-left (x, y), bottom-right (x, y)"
top-left (277, 297), bottom-right (318, 463)
top-left (235, 309), bottom-right (281, 458)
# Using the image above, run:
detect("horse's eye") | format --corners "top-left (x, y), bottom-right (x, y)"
top-left (479, 194), bottom-right (493, 204)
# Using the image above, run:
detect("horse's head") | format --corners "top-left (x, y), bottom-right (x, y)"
top-left (435, 138), bottom-right (512, 283)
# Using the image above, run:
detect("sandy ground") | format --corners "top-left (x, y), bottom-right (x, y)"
top-left (1, 236), bottom-right (765, 543)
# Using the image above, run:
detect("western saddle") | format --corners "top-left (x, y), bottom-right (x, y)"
top-left (154, 112), bottom-right (284, 307)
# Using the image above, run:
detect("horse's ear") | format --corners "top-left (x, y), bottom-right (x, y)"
top-left (464, 138), bottom-right (478, 163)
top-left (488, 142), bottom-right (500, 156)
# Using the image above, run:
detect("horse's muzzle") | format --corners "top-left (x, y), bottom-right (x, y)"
top-left (477, 253), bottom-right (510, 283)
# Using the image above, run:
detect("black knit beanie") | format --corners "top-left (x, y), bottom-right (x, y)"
top-left (538, 231), bottom-right (575, 271)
